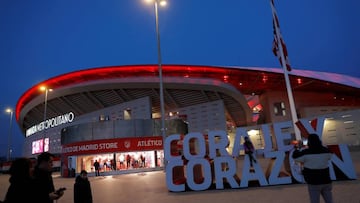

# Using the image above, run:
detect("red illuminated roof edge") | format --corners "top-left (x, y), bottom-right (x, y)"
top-left (15, 64), bottom-right (360, 121)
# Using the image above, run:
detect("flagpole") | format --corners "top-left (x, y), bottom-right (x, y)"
top-left (270, 1), bottom-right (301, 141)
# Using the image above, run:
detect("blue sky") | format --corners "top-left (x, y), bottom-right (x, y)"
top-left (0, 0), bottom-right (359, 158)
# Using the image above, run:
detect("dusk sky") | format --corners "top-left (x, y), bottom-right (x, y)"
top-left (0, 0), bottom-right (359, 158)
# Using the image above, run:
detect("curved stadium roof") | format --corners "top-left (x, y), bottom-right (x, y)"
top-left (16, 64), bottom-right (360, 135)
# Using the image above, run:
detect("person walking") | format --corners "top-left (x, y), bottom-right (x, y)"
top-left (93, 160), bottom-right (100, 176)
top-left (126, 154), bottom-right (131, 169)
top-left (243, 136), bottom-right (257, 167)
top-left (74, 170), bottom-right (93, 203)
top-left (33, 152), bottom-right (65, 203)
top-left (140, 154), bottom-right (146, 168)
top-left (3, 158), bottom-right (35, 203)
top-left (292, 133), bottom-right (334, 203)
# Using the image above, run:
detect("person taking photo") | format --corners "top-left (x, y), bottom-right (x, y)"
top-left (292, 134), bottom-right (333, 203)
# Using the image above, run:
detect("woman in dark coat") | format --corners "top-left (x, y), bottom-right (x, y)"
top-left (4, 158), bottom-right (35, 203)
top-left (74, 170), bottom-right (93, 203)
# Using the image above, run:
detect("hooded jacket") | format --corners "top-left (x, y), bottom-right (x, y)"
top-left (74, 175), bottom-right (93, 203)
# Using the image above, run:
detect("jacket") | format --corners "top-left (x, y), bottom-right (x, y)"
top-left (4, 176), bottom-right (35, 203)
top-left (32, 167), bottom-right (56, 203)
top-left (74, 175), bottom-right (93, 203)
top-left (244, 141), bottom-right (255, 154)
top-left (292, 146), bottom-right (332, 185)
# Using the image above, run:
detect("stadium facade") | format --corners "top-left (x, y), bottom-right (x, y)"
top-left (15, 65), bottom-right (360, 176)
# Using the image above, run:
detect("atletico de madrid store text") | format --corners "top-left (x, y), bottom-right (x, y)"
top-left (61, 136), bottom-right (164, 177)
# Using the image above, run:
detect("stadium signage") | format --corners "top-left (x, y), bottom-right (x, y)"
top-left (62, 136), bottom-right (163, 156)
top-left (26, 112), bottom-right (75, 137)
top-left (164, 116), bottom-right (357, 192)
top-left (137, 139), bottom-right (162, 147)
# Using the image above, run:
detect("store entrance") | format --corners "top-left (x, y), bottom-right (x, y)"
top-left (72, 150), bottom-right (164, 175)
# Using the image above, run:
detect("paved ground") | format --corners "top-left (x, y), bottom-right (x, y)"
top-left (1, 151), bottom-right (360, 203)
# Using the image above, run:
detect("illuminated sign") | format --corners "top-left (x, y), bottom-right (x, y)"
top-left (32, 139), bottom-right (44, 154)
top-left (62, 136), bottom-right (163, 156)
top-left (26, 112), bottom-right (75, 137)
top-left (31, 137), bottom-right (50, 154)
top-left (44, 138), bottom-right (49, 152)
top-left (164, 117), bottom-right (357, 192)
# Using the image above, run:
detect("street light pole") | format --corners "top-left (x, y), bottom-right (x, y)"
top-left (146, 0), bottom-right (167, 167)
top-left (155, 0), bottom-right (166, 152)
top-left (40, 86), bottom-right (52, 152)
top-left (5, 108), bottom-right (13, 161)
top-left (44, 88), bottom-right (49, 126)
